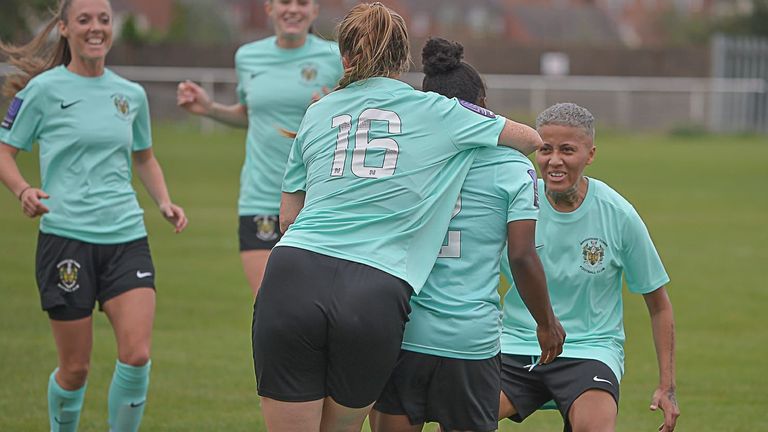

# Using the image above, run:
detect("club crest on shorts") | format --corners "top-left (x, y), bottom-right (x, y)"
top-left (57, 259), bottom-right (81, 292)
top-left (580, 238), bottom-right (607, 274)
top-left (111, 93), bottom-right (131, 119)
top-left (300, 62), bottom-right (318, 83)
top-left (254, 216), bottom-right (278, 241)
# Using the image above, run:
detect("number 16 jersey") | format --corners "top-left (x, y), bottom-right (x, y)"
top-left (280, 77), bottom-right (506, 292)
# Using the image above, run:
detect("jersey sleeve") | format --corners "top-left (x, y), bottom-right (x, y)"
top-left (234, 49), bottom-right (248, 105)
top-left (439, 97), bottom-right (506, 151)
top-left (501, 159), bottom-right (539, 223)
top-left (131, 87), bottom-right (152, 151)
top-left (282, 133), bottom-right (307, 193)
top-left (621, 206), bottom-right (670, 294)
top-left (0, 81), bottom-right (44, 152)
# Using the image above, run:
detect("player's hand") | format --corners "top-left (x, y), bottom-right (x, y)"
top-left (20, 188), bottom-right (49, 218)
top-left (536, 318), bottom-right (565, 365)
top-left (160, 203), bottom-right (188, 233)
top-left (310, 86), bottom-right (331, 104)
top-left (177, 80), bottom-right (212, 116)
top-left (650, 386), bottom-right (680, 432)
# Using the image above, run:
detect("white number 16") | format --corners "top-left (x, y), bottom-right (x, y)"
top-left (330, 109), bottom-right (401, 179)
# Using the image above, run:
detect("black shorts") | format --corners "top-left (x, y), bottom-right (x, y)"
top-left (374, 350), bottom-right (501, 432)
top-left (252, 246), bottom-right (413, 408)
top-left (500, 354), bottom-right (620, 431)
top-left (35, 232), bottom-right (156, 321)
top-left (239, 215), bottom-right (282, 251)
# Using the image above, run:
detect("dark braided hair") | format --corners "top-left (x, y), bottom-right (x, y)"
top-left (421, 37), bottom-right (486, 106)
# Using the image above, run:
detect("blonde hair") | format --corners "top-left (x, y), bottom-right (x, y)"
top-left (336, 2), bottom-right (410, 88)
top-left (0, 0), bottom-right (76, 98)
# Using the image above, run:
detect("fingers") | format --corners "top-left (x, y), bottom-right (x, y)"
top-left (322, 85), bottom-right (330, 95)
top-left (163, 204), bottom-right (188, 233)
top-left (21, 189), bottom-right (50, 218)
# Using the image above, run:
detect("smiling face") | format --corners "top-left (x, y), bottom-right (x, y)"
top-left (536, 124), bottom-right (596, 194)
top-left (59, 0), bottom-right (113, 64)
top-left (266, 0), bottom-right (318, 45)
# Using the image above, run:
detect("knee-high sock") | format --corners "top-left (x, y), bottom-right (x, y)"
top-left (48, 369), bottom-right (86, 432)
top-left (107, 360), bottom-right (151, 432)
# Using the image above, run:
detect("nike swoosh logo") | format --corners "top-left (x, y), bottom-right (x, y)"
top-left (136, 271), bottom-right (153, 278)
top-left (54, 417), bottom-right (75, 425)
top-left (60, 100), bottom-right (83, 109)
top-left (535, 244), bottom-right (544, 249)
top-left (593, 376), bottom-right (613, 386)
top-left (250, 71), bottom-right (265, 79)
top-left (130, 400), bottom-right (146, 408)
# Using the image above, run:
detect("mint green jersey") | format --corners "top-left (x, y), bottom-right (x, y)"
top-left (280, 78), bottom-right (507, 292)
top-left (402, 148), bottom-right (539, 359)
top-left (235, 35), bottom-right (343, 215)
top-left (501, 178), bottom-right (669, 380)
top-left (0, 66), bottom-right (152, 244)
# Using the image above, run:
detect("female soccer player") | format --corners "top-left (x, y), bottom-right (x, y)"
top-left (370, 37), bottom-right (564, 432)
top-left (499, 103), bottom-right (680, 432)
top-left (252, 4), bottom-right (558, 431)
top-left (177, 0), bottom-right (343, 296)
top-left (0, 1), bottom-right (187, 431)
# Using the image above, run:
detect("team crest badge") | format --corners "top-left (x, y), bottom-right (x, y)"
top-left (300, 63), bottom-right (318, 83)
top-left (57, 259), bottom-right (81, 292)
top-left (255, 216), bottom-right (279, 241)
top-left (111, 93), bottom-right (130, 119)
top-left (580, 238), bottom-right (607, 274)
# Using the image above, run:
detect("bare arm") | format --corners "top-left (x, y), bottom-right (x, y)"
top-left (0, 142), bottom-right (49, 217)
top-left (644, 286), bottom-right (680, 432)
top-left (507, 219), bottom-right (565, 364)
top-left (498, 119), bottom-right (543, 155)
top-left (279, 191), bottom-right (306, 233)
top-left (133, 148), bottom-right (188, 233)
top-left (177, 80), bottom-right (248, 128)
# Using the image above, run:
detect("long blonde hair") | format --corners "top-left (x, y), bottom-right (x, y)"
top-left (336, 2), bottom-right (410, 89)
top-left (0, 0), bottom-right (75, 98)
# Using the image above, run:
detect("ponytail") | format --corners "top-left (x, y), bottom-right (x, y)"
top-left (0, 0), bottom-right (73, 98)
top-left (336, 2), bottom-right (410, 89)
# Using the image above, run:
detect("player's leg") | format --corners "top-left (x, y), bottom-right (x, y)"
top-left (370, 351), bottom-right (433, 432)
top-left (568, 390), bottom-right (617, 432)
top-left (102, 288), bottom-right (155, 432)
top-left (239, 215), bottom-right (281, 297)
top-left (100, 238), bottom-right (157, 432)
top-left (322, 259), bottom-right (413, 432)
top-left (49, 315), bottom-right (93, 432)
top-left (498, 354), bottom-right (551, 423)
top-left (540, 358), bottom-right (619, 432)
top-left (253, 247), bottom-right (337, 431)
top-left (36, 232), bottom-right (97, 432)
top-left (240, 250), bottom-right (271, 296)
top-left (260, 398), bottom-right (324, 431)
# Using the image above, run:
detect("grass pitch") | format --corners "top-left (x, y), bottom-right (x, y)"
top-left (1, 124), bottom-right (766, 431)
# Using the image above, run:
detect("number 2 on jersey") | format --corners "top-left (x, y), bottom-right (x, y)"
top-left (331, 109), bottom-right (401, 178)
top-left (438, 195), bottom-right (462, 258)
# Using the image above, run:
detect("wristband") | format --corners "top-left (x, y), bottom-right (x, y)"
top-left (17, 186), bottom-right (32, 201)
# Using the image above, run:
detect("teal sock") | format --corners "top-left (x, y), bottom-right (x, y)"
top-left (48, 369), bottom-right (86, 432)
top-left (107, 360), bottom-right (151, 432)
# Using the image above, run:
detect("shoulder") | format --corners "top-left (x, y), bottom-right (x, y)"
top-left (21, 66), bottom-right (63, 95)
top-left (106, 69), bottom-right (147, 98)
top-left (590, 177), bottom-right (639, 218)
top-left (236, 37), bottom-right (275, 59)
top-left (309, 35), bottom-right (340, 56)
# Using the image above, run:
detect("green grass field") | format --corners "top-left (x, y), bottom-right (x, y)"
top-left (1, 124), bottom-right (766, 431)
